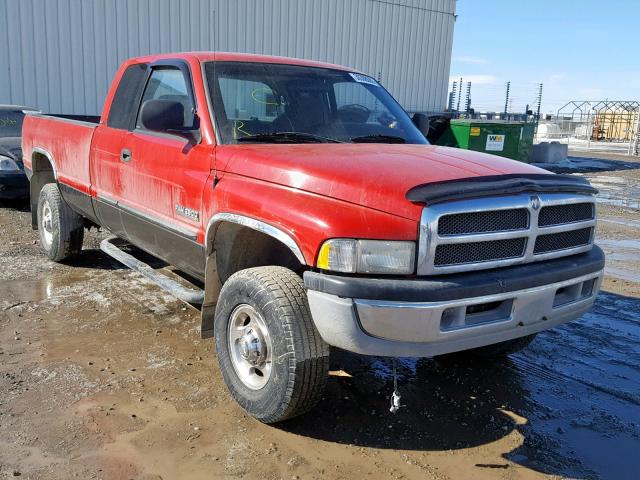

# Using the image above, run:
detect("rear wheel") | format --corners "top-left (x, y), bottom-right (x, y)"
top-left (37, 183), bottom-right (84, 262)
top-left (214, 266), bottom-right (330, 423)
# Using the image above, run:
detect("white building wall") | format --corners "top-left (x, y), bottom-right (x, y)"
top-left (0, 0), bottom-right (456, 115)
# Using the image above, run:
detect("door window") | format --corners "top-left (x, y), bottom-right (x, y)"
top-left (136, 68), bottom-right (196, 130)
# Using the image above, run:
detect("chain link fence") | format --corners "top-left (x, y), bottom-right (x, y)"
top-left (535, 101), bottom-right (640, 156)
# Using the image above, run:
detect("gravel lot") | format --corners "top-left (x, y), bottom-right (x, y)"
top-left (1, 155), bottom-right (639, 479)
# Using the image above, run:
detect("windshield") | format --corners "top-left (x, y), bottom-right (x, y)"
top-left (0, 110), bottom-right (26, 138)
top-left (204, 61), bottom-right (428, 145)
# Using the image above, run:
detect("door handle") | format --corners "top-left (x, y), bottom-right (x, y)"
top-left (120, 148), bottom-right (132, 162)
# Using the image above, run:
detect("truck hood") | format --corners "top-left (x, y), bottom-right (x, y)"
top-left (224, 144), bottom-right (548, 220)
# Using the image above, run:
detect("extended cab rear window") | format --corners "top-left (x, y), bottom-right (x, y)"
top-left (108, 63), bottom-right (148, 130)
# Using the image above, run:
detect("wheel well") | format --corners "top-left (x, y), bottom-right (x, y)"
top-left (30, 152), bottom-right (56, 229)
top-left (200, 221), bottom-right (306, 338)
top-left (213, 222), bottom-right (304, 283)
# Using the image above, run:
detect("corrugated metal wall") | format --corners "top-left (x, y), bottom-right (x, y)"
top-left (0, 0), bottom-right (455, 115)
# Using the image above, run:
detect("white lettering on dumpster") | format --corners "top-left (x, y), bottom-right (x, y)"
top-left (486, 134), bottom-right (505, 151)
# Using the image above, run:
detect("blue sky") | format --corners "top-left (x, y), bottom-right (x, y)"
top-left (450, 0), bottom-right (638, 114)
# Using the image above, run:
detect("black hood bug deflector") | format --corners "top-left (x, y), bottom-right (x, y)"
top-left (406, 173), bottom-right (598, 205)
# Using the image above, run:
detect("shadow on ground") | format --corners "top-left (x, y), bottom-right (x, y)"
top-left (534, 155), bottom-right (640, 174)
top-left (0, 197), bottom-right (30, 211)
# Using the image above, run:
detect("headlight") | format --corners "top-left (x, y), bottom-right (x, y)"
top-left (317, 239), bottom-right (415, 275)
top-left (0, 155), bottom-right (20, 171)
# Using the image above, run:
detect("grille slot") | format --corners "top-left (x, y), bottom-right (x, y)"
top-left (538, 203), bottom-right (594, 227)
top-left (434, 238), bottom-right (527, 266)
top-left (534, 227), bottom-right (593, 254)
top-left (438, 209), bottom-right (529, 236)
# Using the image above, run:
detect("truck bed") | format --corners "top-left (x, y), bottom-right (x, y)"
top-left (22, 113), bottom-right (98, 195)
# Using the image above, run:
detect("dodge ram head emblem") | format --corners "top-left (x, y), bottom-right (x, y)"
top-left (530, 195), bottom-right (541, 210)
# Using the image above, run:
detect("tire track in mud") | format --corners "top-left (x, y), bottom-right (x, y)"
top-left (504, 291), bottom-right (640, 408)
top-left (506, 357), bottom-right (640, 407)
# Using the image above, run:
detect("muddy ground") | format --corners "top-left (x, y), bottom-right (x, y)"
top-left (1, 154), bottom-right (639, 480)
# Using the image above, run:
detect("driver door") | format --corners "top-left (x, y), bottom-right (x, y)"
top-left (119, 62), bottom-right (211, 278)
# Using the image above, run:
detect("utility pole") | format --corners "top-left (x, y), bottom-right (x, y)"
top-left (503, 81), bottom-right (511, 117)
top-left (464, 82), bottom-right (472, 117)
top-left (448, 81), bottom-right (457, 111)
top-left (629, 106), bottom-right (640, 156)
top-left (535, 83), bottom-right (543, 122)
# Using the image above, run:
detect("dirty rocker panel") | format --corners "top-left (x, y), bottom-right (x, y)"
top-left (93, 195), bottom-right (126, 238)
top-left (58, 183), bottom-right (99, 224)
top-left (93, 195), bottom-right (205, 280)
top-left (118, 202), bottom-right (205, 280)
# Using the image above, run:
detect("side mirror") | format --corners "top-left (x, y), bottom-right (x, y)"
top-left (412, 113), bottom-right (430, 138)
top-left (139, 99), bottom-right (201, 143)
top-left (139, 99), bottom-right (185, 131)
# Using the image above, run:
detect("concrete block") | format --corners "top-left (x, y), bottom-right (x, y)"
top-left (529, 142), bottom-right (568, 163)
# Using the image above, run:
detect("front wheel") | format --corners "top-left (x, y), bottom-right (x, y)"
top-left (37, 183), bottom-right (84, 262)
top-left (214, 266), bottom-right (330, 423)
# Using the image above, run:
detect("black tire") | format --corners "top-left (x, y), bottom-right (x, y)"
top-left (437, 334), bottom-right (537, 362)
top-left (37, 183), bottom-right (84, 262)
top-left (214, 266), bottom-right (330, 423)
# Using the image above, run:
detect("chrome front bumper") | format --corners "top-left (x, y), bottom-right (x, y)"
top-left (307, 271), bottom-right (603, 357)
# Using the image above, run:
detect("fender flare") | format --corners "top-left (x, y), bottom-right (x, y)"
top-left (204, 212), bottom-right (306, 265)
top-left (31, 147), bottom-right (58, 179)
top-left (28, 147), bottom-right (58, 229)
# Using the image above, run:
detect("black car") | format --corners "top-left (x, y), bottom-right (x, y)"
top-left (0, 105), bottom-right (39, 199)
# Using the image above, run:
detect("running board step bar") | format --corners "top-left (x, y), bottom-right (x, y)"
top-left (100, 237), bottom-right (204, 305)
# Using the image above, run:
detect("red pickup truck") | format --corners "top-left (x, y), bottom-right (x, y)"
top-left (22, 52), bottom-right (604, 423)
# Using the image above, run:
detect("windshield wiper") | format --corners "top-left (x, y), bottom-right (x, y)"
top-left (237, 132), bottom-right (342, 143)
top-left (350, 134), bottom-right (406, 144)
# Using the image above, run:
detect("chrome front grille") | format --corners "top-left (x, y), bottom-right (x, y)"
top-left (417, 193), bottom-right (596, 275)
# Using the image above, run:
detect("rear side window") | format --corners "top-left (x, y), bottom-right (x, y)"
top-left (107, 63), bottom-right (148, 129)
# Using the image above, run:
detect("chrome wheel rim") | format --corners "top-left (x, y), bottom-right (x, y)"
top-left (228, 304), bottom-right (273, 390)
top-left (41, 200), bottom-right (53, 247)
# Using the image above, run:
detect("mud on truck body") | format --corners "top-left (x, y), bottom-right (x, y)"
top-left (21, 52), bottom-right (604, 423)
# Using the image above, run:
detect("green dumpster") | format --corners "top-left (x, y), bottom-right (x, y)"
top-left (436, 120), bottom-right (535, 162)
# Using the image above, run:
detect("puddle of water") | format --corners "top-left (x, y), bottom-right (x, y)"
top-left (596, 196), bottom-right (640, 210)
top-left (1, 278), bottom-right (56, 303)
top-left (589, 176), bottom-right (628, 184)
top-left (604, 267), bottom-right (640, 283)
top-left (0, 274), bottom-right (88, 304)
top-left (599, 217), bottom-right (640, 229)
top-left (562, 428), bottom-right (639, 480)
top-left (597, 239), bottom-right (640, 250)
top-left (585, 172), bottom-right (640, 210)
